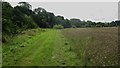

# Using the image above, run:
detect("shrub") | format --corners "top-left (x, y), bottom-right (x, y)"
top-left (71, 25), bottom-right (76, 28)
top-left (2, 34), bottom-right (11, 43)
top-left (53, 25), bottom-right (64, 29)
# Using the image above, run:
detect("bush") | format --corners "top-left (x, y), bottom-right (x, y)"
top-left (53, 25), bottom-right (64, 29)
top-left (71, 25), bottom-right (76, 28)
top-left (2, 34), bottom-right (11, 43)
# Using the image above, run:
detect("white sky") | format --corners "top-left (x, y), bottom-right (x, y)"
top-left (4, 0), bottom-right (119, 22)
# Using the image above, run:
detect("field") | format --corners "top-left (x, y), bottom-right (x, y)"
top-left (2, 27), bottom-right (119, 66)
top-left (62, 27), bottom-right (118, 66)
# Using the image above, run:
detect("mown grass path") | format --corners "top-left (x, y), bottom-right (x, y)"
top-left (3, 29), bottom-right (79, 66)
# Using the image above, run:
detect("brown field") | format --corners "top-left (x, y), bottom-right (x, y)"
top-left (61, 27), bottom-right (119, 66)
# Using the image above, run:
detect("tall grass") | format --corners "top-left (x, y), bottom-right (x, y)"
top-left (61, 27), bottom-right (118, 66)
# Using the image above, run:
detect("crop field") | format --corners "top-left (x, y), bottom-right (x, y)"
top-left (2, 27), bottom-right (119, 66)
top-left (62, 27), bottom-right (119, 66)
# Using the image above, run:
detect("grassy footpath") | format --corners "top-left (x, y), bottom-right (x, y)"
top-left (2, 29), bottom-right (80, 66)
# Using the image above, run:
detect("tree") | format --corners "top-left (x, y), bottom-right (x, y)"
top-left (24, 15), bottom-right (38, 29)
top-left (34, 7), bottom-right (46, 14)
top-left (33, 7), bottom-right (50, 28)
top-left (2, 2), bottom-right (15, 42)
top-left (115, 20), bottom-right (120, 26)
top-left (86, 20), bottom-right (96, 27)
top-left (62, 19), bottom-right (71, 28)
top-left (3, 1), bottom-right (119, 42)
top-left (69, 18), bottom-right (81, 27)
top-left (2, 2), bottom-right (14, 34)
top-left (55, 16), bottom-right (64, 25)
top-left (96, 22), bottom-right (104, 27)
top-left (18, 2), bottom-right (32, 10)
top-left (47, 12), bottom-right (56, 27)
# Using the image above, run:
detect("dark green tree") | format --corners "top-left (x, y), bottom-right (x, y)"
top-left (69, 18), bottom-right (81, 28)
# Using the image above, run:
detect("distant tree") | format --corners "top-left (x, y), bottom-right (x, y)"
top-left (24, 15), bottom-right (38, 29)
top-left (109, 21), bottom-right (116, 27)
top-left (34, 7), bottom-right (46, 14)
top-left (63, 19), bottom-right (71, 28)
top-left (55, 16), bottom-right (64, 25)
top-left (47, 12), bottom-right (56, 27)
top-left (80, 20), bottom-right (87, 27)
top-left (71, 25), bottom-right (76, 28)
top-left (2, 1), bottom-right (119, 42)
top-left (18, 2), bottom-right (32, 10)
top-left (96, 22), bottom-right (104, 27)
top-left (33, 7), bottom-right (50, 28)
top-left (69, 18), bottom-right (81, 27)
top-left (115, 20), bottom-right (120, 26)
top-left (104, 22), bottom-right (109, 27)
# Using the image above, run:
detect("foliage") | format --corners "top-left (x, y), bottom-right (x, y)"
top-left (53, 25), bottom-right (64, 29)
top-left (2, 2), bottom-right (38, 42)
top-left (18, 2), bottom-right (32, 10)
top-left (2, 1), bottom-right (120, 42)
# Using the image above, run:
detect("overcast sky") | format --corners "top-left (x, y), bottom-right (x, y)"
top-left (6, 1), bottom-right (118, 22)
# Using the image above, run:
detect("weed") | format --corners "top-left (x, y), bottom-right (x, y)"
top-left (64, 42), bottom-right (69, 45)
top-left (10, 48), bottom-right (13, 52)
top-left (20, 44), bottom-right (25, 47)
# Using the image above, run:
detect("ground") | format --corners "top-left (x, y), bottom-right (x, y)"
top-left (2, 27), bottom-right (119, 66)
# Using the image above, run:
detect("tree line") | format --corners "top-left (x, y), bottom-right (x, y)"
top-left (2, 1), bottom-right (120, 42)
